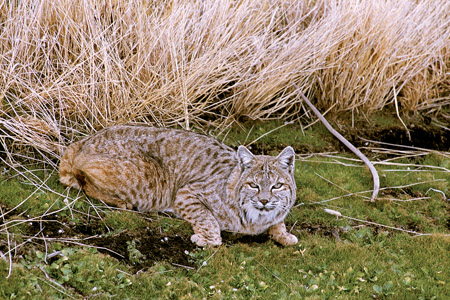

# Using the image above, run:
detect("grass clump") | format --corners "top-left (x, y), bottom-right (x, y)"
top-left (0, 0), bottom-right (449, 167)
top-left (101, 211), bottom-right (149, 232)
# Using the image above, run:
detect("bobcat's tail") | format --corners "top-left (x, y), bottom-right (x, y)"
top-left (59, 141), bottom-right (83, 189)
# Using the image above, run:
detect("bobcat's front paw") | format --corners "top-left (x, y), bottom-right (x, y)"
top-left (272, 233), bottom-right (298, 246)
top-left (268, 222), bottom-right (298, 246)
top-left (191, 233), bottom-right (222, 247)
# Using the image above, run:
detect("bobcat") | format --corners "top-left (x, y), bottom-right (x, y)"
top-left (59, 125), bottom-right (298, 246)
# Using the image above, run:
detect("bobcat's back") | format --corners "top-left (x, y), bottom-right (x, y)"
top-left (59, 125), bottom-right (298, 246)
top-left (59, 125), bottom-right (236, 211)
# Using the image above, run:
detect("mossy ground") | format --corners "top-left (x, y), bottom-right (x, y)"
top-left (1, 116), bottom-right (449, 299)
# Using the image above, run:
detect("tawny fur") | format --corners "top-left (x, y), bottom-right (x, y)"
top-left (59, 125), bottom-right (298, 246)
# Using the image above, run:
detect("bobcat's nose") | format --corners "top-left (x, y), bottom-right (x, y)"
top-left (259, 199), bottom-right (269, 206)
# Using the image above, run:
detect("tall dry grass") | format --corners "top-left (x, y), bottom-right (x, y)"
top-left (0, 0), bottom-right (449, 168)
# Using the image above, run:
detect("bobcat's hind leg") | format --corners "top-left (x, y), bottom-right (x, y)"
top-left (71, 156), bottom-right (139, 210)
top-left (267, 222), bottom-right (298, 246)
top-left (78, 173), bottom-right (133, 210)
top-left (174, 187), bottom-right (222, 247)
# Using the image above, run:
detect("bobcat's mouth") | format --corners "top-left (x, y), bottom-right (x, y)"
top-left (257, 206), bottom-right (273, 212)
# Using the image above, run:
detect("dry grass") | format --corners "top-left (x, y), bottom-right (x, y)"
top-left (0, 0), bottom-right (449, 167)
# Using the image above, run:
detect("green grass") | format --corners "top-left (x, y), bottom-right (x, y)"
top-left (1, 235), bottom-right (448, 299)
top-left (217, 120), bottom-right (334, 154)
top-left (1, 120), bottom-right (449, 299)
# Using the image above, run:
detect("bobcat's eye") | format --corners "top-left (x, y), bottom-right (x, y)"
top-left (272, 183), bottom-right (284, 190)
top-left (247, 182), bottom-right (259, 189)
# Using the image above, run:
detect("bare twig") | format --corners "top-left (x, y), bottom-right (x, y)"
top-left (393, 84), bottom-right (411, 141)
top-left (196, 248), bottom-right (219, 273)
top-left (359, 138), bottom-right (450, 158)
top-left (29, 236), bottom-right (126, 259)
top-left (247, 121), bottom-right (294, 147)
top-left (324, 208), bottom-right (433, 236)
top-left (39, 266), bottom-right (67, 291)
top-left (0, 206), bottom-right (13, 278)
top-left (295, 179), bottom-right (446, 207)
top-left (294, 85), bottom-right (380, 202)
top-left (426, 188), bottom-right (448, 201)
top-left (172, 263), bottom-right (196, 270)
top-left (37, 276), bottom-right (76, 299)
top-left (314, 172), bottom-right (350, 193)
top-left (255, 260), bottom-right (289, 287)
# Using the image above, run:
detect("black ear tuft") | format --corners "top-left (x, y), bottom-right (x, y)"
top-left (237, 145), bottom-right (255, 170)
top-left (277, 146), bottom-right (295, 172)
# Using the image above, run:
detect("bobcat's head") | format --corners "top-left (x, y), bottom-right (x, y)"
top-left (236, 146), bottom-right (296, 226)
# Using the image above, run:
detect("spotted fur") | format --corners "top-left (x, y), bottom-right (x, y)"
top-left (59, 125), bottom-right (298, 246)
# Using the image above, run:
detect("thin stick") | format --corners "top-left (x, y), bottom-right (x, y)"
top-left (39, 266), bottom-right (67, 291)
top-left (322, 154), bottom-right (449, 172)
top-left (382, 169), bottom-right (448, 173)
top-left (172, 263), bottom-right (196, 270)
top-left (383, 197), bottom-right (431, 202)
top-left (0, 206), bottom-right (13, 278)
top-left (302, 103), bottom-right (337, 130)
top-left (255, 260), bottom-right (289, 287)
top-left (393, 85), bottom-right (411, 140)
top-left (37, 276), bottom-right (76, 299)
top-left (293, 85), bottom-right (380, 202)
top-left (301, 158), bottom-right (364, 168)
top-left (196, 248), bottom-right (219, 273)
top-left (2, 228), bottom-right (44, 259)
top-left (324, 208), bottom-right (428, 236)
top-left (314, 172), bottom-right (350, 193)
top-left (294, 178), bottom-right (445, 207)
top-left (426, 188), bottom-right (447, 200)
top-left (31, 237), bottom-right (126, 259)
top-left (247, 120), bottom-right (294, 147)
top-left (359, 138), bottom-right (450, 157)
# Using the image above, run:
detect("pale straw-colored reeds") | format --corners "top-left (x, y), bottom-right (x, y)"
top-left (0, 0), bottom-right (449, 167)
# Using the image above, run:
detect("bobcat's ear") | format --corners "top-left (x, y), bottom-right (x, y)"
top-left (277, 146), bottom-right (295, 173)
top-left (237, 145), bottom-right (255, 170)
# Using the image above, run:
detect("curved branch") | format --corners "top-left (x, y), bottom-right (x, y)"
top-left (293, 84), bottom-right (379, 202)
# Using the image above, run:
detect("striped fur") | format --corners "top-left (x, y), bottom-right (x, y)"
top-left (59, 125), bottom-right (297, 246)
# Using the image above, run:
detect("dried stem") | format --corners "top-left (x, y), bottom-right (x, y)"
top-left (323, 208), bottom-right (432, 236)
top-left (0, 0), bottom-right (448, 169)
top-left (294, 85), bottom-right (380, 202)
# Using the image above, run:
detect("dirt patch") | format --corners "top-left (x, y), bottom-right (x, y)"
top-left (334, 112), bottom-right (449, 153)
top-left (90, 229), bottom-right (196, 272)
top-left (345, 125), bottom-right (449, 152)
top-left (289, 222), bottom-right (335, 237)
top-left (21, 215), bottom-right (197, 271)
top-left (16, 212), bottom-right (342, 271)
top-left (20, 213), bottom-right (337, 272)
top-left (379, 188), bottom-right (424, 199)
top-left (222, 232), bottom-right (270, 245)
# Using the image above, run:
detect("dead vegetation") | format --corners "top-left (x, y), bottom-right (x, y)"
top-left (0, 0), bottom-right (449, 168)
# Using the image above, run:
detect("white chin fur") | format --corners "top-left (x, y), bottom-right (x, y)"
top-left (245, 207), bottom-right (276, 224)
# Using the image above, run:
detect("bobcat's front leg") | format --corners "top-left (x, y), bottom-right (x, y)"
top-left (174, 187), bottom-right (222, 247)
top-left (267, 222), bottom-right (298, 246)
